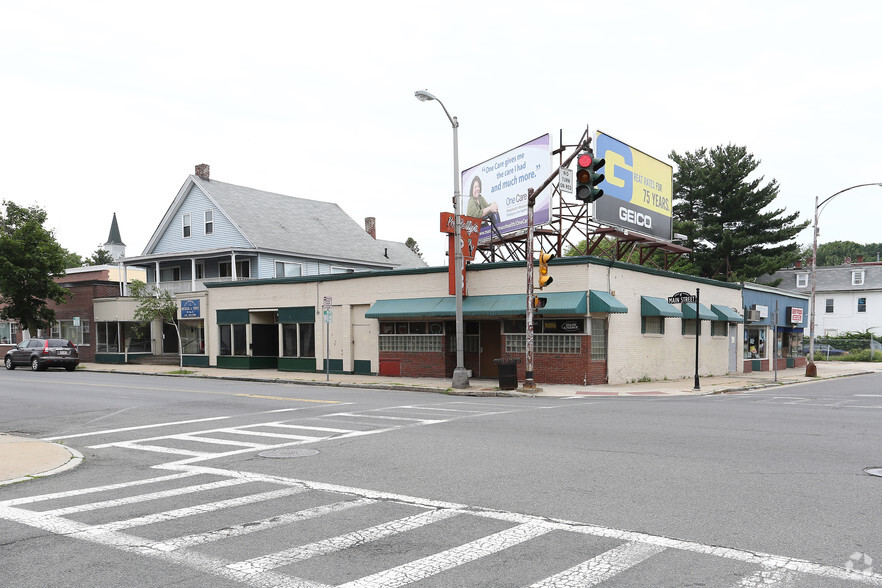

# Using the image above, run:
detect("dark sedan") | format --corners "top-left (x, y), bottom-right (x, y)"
top-left (4, 338), bottom-right (79, 371)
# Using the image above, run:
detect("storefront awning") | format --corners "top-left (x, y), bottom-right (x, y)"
top-left (365, 291), bottom-right (588, 319)
top-left (589, 290), bottom-right (628, 314)
top-left (710, 304), bottom-right (744, 323)
top-left (681, 302), bottom-right (716, 321)
top-left (641, 296), bottom-right (683, 318)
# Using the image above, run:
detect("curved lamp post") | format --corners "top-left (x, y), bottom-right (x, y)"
top-left (415, 89), bottom-right (469, 388)
top-left (806, 182), bottom-right (882, 376)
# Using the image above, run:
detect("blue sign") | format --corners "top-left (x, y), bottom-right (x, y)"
top-left (181, 299), bottom-right (201, 318)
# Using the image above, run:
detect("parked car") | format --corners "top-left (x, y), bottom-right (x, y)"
top-left (4, 338), bottom-right (79, 371)
top-left (801, 342), bottom-right (846, 356)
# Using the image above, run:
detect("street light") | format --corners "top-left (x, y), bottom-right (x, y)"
top-left (415, 89), bottom-right (469, 388)
top-left (806, 182), bottom-right (882, 376)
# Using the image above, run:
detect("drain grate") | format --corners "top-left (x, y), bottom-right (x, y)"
top-left (864, 467), bottom-right (882, 477)
top-left (258, 448), bottom-right (320, 459)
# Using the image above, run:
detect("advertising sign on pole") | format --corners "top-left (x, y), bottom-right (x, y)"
top-left (461, 134), bottom-right (552, 242)
top-left (593, 132), bottom-right (673, 241)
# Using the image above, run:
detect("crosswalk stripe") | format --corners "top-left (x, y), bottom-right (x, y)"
top-left (737, 566), bottom-right (800, 587)
top-left (45, 477), bottom-right (251, 516)
top-left (338, 521), bottom-right (552, 588)
top-left (529, 541), bottom-right (666, 587)
top-left (93, 486), bottom-right (309, 532)
top-left (226, 508), bottom-right (460, 574)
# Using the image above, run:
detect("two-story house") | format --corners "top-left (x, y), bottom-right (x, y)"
top-left (120, 164), bottom-right (424, 294)
top-left (761, 257), bottom-right (882, 337)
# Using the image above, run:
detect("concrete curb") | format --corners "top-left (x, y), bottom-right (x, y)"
top-left (0, 444), bottom-right (84, 487)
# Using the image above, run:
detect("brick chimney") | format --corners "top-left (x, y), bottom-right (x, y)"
top-left (365, 217), bottom-right (376, 239)
top-left (795, 260), bottom-right (802, 268)
top-left (195, 163), bottom-right (210, 180)
top-left (856, 255), bottom-right (864, 263)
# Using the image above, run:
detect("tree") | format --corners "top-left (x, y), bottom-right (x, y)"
top-left (61, 248), bottom-right (84, 268)
top-left (669, 144), bottom-right (809, 281)
top-left (130, 279), bottom-right (182, 369)
top-left (0, 201), bottom-right (71, 333)
top-left (87, 248), bottom-right (115, 266)
top-left (798, 240), bottom-right (882, 266)
top-left (405, 237), bottom-right (423, 259)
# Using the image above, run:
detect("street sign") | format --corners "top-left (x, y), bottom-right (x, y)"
top-left (559, 168), bottom-right (573, 193)
top-left (323, 296), bottom-right (332, 310)
top-left (323, 309), bottom-right (333, 323)
top-left (668, 291), bottom-right (697, 304)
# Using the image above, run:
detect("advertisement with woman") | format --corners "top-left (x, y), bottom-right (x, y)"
top-left (461, 134), bottom-right (551, 242)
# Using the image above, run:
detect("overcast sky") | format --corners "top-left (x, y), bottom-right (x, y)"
top-left (2, 1), bottom-right (880, 267)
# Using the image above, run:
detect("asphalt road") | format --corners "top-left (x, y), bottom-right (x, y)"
top-left (1, 370), bottom-right (880, 587)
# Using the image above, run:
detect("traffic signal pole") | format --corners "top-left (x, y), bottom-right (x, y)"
top-left (522, 135), bottom-right (590, 390)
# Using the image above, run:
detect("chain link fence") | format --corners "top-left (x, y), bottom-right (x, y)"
top-left (806, 337), bottom-right (882, 361)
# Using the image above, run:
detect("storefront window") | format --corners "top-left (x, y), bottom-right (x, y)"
top-left (711, 321), bottom-right (727, 337)
top-left (51, 319), bottom-right (90, 346)
top-left (744, 326), bottom-right (767, 359)
top-left (180, 320), bottom-right (205, 354)
top-left (282, 323), bottom-right (316, 357)
top-left (219, 324), bottom-right (246, 355)
top-left (641, 316), bottom-right (664, 335)
top-left (96, 322), bottom-right (150, 353)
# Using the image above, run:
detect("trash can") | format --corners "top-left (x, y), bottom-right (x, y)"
top-left (493, 358), bottom-right (521, 390)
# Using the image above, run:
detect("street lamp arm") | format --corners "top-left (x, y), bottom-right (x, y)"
top-left (818, 182), bottom-right (882, 216)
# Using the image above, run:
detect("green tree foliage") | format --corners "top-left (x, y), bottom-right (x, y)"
top-left (669, 144), bottom-right (808, 281)
top-left (0, 201), bottom-right (71, 332)
top-left (61, 248), bottom-right (84, 268)
top-left (405, 237), bottom-right (423, 260)
top-left (130, 279), bottom-right (182, 369)
top-left (798, 241), bottom-right (882, 266)
top-left (87, 248), bottom-right (116, 265)
top-left (563, 237), bottom-right (615, 257)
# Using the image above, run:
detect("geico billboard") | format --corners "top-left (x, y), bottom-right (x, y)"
top-left (593, 132), bottom-right (673, 241)
top-left (461, 134), bottom-right (552, 242)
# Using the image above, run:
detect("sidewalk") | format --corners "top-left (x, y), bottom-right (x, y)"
top-left (2, 361), bottom-right (879, 486)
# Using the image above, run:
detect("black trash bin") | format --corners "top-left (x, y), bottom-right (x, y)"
top-left (493, 358), bottom-right (521, 390)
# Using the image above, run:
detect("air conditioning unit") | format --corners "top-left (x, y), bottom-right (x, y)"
top-left (745, 309), bottom-right (761, 322)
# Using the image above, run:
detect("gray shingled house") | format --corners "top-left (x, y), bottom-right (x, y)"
top-left (121, 164), bottom-right (425, 295)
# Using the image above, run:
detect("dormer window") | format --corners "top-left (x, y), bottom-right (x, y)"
top-left (182, 214), bottom-right (191, 238)
top-left (852, 270), bottom-right (865, 286)
top-left (796, 273), bottom-right (808, 288)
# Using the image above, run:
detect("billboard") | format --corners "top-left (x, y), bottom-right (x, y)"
top-left (461, 134), bottom-right (552, 242)
top-left (593, 132), bottom-right (673, 241)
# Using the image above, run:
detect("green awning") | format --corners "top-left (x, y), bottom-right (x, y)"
top-left (681, 302), bottom-right (716, 321)
top-left (641, 296), bottom-right (683, 318)
top-left (710, 304), bottom-right (744, 323)
top-left (365, 291), bottom-right (588, 319)
top-left (589, 290), bottom-right (628, 314)
top-left (365, 297), bottom-right (453, 319)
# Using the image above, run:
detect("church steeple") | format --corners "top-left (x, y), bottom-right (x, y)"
top-left (103, 213), bottom-right (126, 261)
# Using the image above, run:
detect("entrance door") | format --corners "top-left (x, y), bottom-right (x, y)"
top-left (478, 321), bottom-right (502, 379)
top-left (162, 321), bottom-right (179, 354)
top-left (728, 324), bottom-right (738, 373)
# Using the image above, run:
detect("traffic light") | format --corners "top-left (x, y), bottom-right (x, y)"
top-left (575, 150), bottom-right (605, 202)
top-left (532, 296), bottom-right (548, 309)
top-left (537, 250), bottom-right (555, 289)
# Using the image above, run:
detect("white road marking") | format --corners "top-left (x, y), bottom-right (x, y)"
top-left (737, 565), bottom-right (800, 587)
top-left (529, 541), bottom-right (666, 587)
top-left (338, 521), bottom-right (551, 588)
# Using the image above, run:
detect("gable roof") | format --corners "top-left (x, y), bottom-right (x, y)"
top-left (142, 175), bottom-right (407, 268)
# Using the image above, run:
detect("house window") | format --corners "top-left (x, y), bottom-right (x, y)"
top-left (378, 321), bottom-right (444, 352)
top-left (159, 266), bottom-right (181, 282)
top-left (331, 266), bottom-right (354, 274)
top-left (275, 261), bottom-right (302, 278)
top-left (195, 261), bottom-right (205, 280)
top-left (858, 297), bottom-right (867, 313)
top-left (852, 271), bottom-right (865, 286)
top-left (218, 260), bottom-right (251, 279)
top-left (711, 321), bottom-right (728, 337)
top-left (682, 318), bottom-right (700, 336)
top-left (218, 324), bottom-right (247, 356)
top-left (282, 323), bottom-right (316, 357)
top-left (204, 210), bottom-right (214, 235)
top-left (641, 316), bottom-right (664, 335)
top-left (825, 298), bottom-right (834, 313)
top-left (183, 214), bottom-right (191, 238)
top-left (796, 273), bottom-right (808, 288)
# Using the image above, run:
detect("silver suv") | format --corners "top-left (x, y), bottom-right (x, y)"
top-left (4, 338), bottom-right (79, 371)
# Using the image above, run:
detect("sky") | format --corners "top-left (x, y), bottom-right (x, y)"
top-left (2, 1), bottom-right (881, 268)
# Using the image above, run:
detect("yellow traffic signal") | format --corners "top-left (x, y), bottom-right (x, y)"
top-left (537, 250), bottom-right (555, 289)
top-left (532, 296), bottom-right (548, 309)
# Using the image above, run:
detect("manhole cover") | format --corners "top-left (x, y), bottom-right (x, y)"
top-left (864, 467), bottom-right (882, 477)
top-left (258, 448), bottom-right (320, 459)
